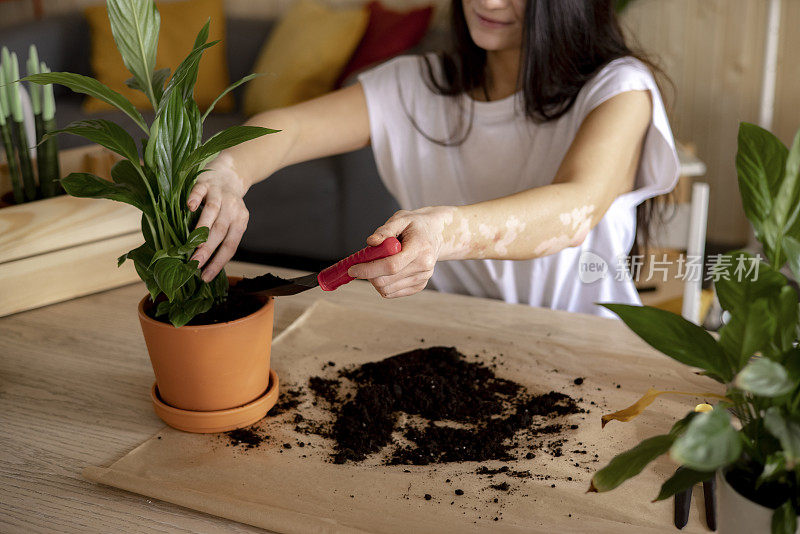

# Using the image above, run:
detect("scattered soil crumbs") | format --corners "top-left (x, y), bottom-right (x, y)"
top-left (271, 386), bottom-right (303, 416)
top-left (302, 346), bottom-right (582, 465)
top-left (225, 428), bottom-right (267, 449)
top-left (490, 482), bottom-right (511, 491)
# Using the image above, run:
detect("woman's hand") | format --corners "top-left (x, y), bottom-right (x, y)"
top-left (186, 153), bottom-right (251, 282)
top-left (347, 207), bottom-right (455, 298)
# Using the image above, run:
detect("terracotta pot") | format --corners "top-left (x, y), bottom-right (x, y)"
top-left (138, 277), bottom-right (274, 412)
top-left (717, 470), bottom-right (799, 534)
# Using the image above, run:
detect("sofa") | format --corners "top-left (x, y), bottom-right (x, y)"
top-left (1, 13), bottom-right (422, 266)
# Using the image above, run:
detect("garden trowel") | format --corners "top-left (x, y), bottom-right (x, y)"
top-left (233, 237), bottom-right (402, 297)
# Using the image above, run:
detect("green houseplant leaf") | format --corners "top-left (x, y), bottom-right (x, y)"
top-left (46, 119), bottom-right (140, 163)
top-left (589, 434), bottom-right (674, 493)
top-left (152, 257), bottom-right (198, 302)
top-left (106, 0), bottom-right (160, 105)
top-left (764, 407), bottom-right (800, 464)
top-left (24, 72), bottom-right (148, 133)
top-left (652, 466), bottom-right (714, 502)
top-left (181, 125), bottom-right (280, 174)
top-left (601, 304), bottom-right (734, 381)
top-left (735, 358), bottom-right (794, 397)
top-left (60, 172), bottom-right (150, 213)
top-left (772, 500), bottom-right (798, 534)
top-left (201, 73), bottom-right (262, 122)
top-left (670, 407), bottom-right (742, 470)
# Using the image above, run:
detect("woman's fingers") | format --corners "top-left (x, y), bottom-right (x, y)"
top-left (372, 270), bottom-right (430, 296)
top-left (186, 181), bottom-right (208, 212)
top-left (382, 281), bottom-right (428, 299)
top-left (201, 218), bottom-right (248, 282)
top-left (365, 211), bottom-right (409, 246)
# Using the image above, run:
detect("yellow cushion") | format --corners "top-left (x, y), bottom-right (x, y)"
top-left (243, 0), bottom-right (368, 116)
top-left (84, 0), bottom-right (233, 113)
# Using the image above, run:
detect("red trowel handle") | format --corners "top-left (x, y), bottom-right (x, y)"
top-left (317, 237), bottom-right (402, 291)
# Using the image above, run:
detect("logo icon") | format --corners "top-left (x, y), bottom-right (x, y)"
top-left (578, 251), bottom-right (608, 284)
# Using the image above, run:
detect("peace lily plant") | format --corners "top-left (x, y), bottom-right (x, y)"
top-left (591, 122), bottom-right (800, 533)
top-left (24, 0), bottom-right (277, 327)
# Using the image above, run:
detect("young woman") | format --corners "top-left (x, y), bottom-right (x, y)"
top-left (187, 0), bottom-right (679, 317)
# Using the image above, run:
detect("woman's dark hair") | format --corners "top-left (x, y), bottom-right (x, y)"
top-left (415, 0), bottom-right (670, 256)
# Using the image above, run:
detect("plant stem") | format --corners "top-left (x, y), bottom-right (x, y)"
top-left (13, 120), bottom-right (37, 201)
top-left (38, 62), bottom-right (60, 197)
top-left (0, 120), bottom-right (23, 203)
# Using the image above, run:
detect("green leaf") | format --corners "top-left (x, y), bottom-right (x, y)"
top-left (764, 407), bottom-right (800, 463)
top-left (714, 252), bottom-right (786, 313)
top-left (125, 67), bottom-right (170, 104)
top-left (184, 226), bottom-right (208, 249)
top-left (670, 407), bottom-right (742, 470)
top-left (47, 119), bottom-right (140, 163)
top-left (589, 434), bottom-right (674, 492)
top-left (23, 72), bottom-right (147, 133)
top-left (152, 257), bottom-right (198, 302)
top-left (736, 123), bottom-right (787, 252)
top-left (122, 242), bottom-right (159, 300)
top-left (201, 73), bottom-right (263, 122)
top-left (653, 466), bottom-right (713, 502)
top-left (167, 295), bottom-right (212, 327)
top-left (60, 172), bottom-right (149, 213)
top-left (784, 235), bottom-right (800, 282)
top-left (758, 452), bottom-right (787, 488)
top-left (159, 30), bottom-right (218, 106)
top-left (106, 0), bottom-right (160, 105)
top-left (735, 358), bottom-right (794, 397)
top-left (601, 304), bottom-right (733, 382)
top-left (772, 500), bottom-right (798, 534)
top-left (718, 298), bottom-right (776, 370)
top-left (180, 125), bottom-right (279, 174)
top-left (153, 88), bottom-right (192, 196)
top-left (155, 300), bottom-right (170, 317)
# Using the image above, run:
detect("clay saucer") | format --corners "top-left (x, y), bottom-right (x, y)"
top-left (151, 369), bottom-right (280, 433)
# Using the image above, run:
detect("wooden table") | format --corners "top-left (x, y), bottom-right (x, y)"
top-left (1, 261), bottom-right (704, 533)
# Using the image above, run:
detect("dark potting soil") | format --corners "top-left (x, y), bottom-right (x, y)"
top-left (231, 273), bottom-right (293, 294)
top-left (725, 463), bottom-right (799, 511)
top-left (301, 346), bottom-right (581, 465)
top-left (145, 291), bottom-right (264, 325)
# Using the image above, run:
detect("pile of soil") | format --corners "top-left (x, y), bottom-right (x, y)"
top-left (230, 273), bottom-right (292, 295)
top-left (301, 346), bottom-right (582, 465)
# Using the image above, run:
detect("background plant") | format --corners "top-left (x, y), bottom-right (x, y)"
top-left (0, 44), bottom-right (60, 202)
top-left (24, 0), bottom-right (277, 327)
top-left (590, 122), bottom-right (800, 534)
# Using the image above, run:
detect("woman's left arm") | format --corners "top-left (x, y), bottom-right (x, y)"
top-left (349, 90), bottom-right (653, 298)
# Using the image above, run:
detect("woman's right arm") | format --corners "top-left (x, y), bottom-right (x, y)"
top-left (187, 83), bottom-right (371, 281)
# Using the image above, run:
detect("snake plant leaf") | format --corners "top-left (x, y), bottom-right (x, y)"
top-left (772, 500), bottom-right (798, 534)
top-left (589, 434), bottom-right (674, 493)
top-left (601, 304), bottom-right (734, 382)
top-left (735, 358), bottom-right (794, 397)
top-left (764, 407), bottom-right (800, 463)
top-left (47, 119), bottom-right (140, 163)
top-left (23, 72), bottom-right (148, 133)
top-left (201, 73), bottom-right (263, 122)
top-left (670, 407), bottom-right (742, 470)
top-left (60, 171), bottom-right (150, 213)
top-left (106, 0), bottom-right (160, 106)
top-left (180, 125), bottom-right (279, 175)
top-left (152, 256), bottom-right (198, 302)
top-left (652, 467), bottom-right (713, 502)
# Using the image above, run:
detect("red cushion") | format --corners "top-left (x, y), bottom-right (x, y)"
top-left (337, 1), bottom-right (434, 86)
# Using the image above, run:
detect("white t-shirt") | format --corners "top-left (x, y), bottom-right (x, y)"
top-left (358, 55), bottom-right (679, 317)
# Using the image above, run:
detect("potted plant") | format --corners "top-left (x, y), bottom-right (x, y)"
top-left (24, 0), bottom-right (280, 433)
top-left (589, 122), bottom-right (800, 533)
